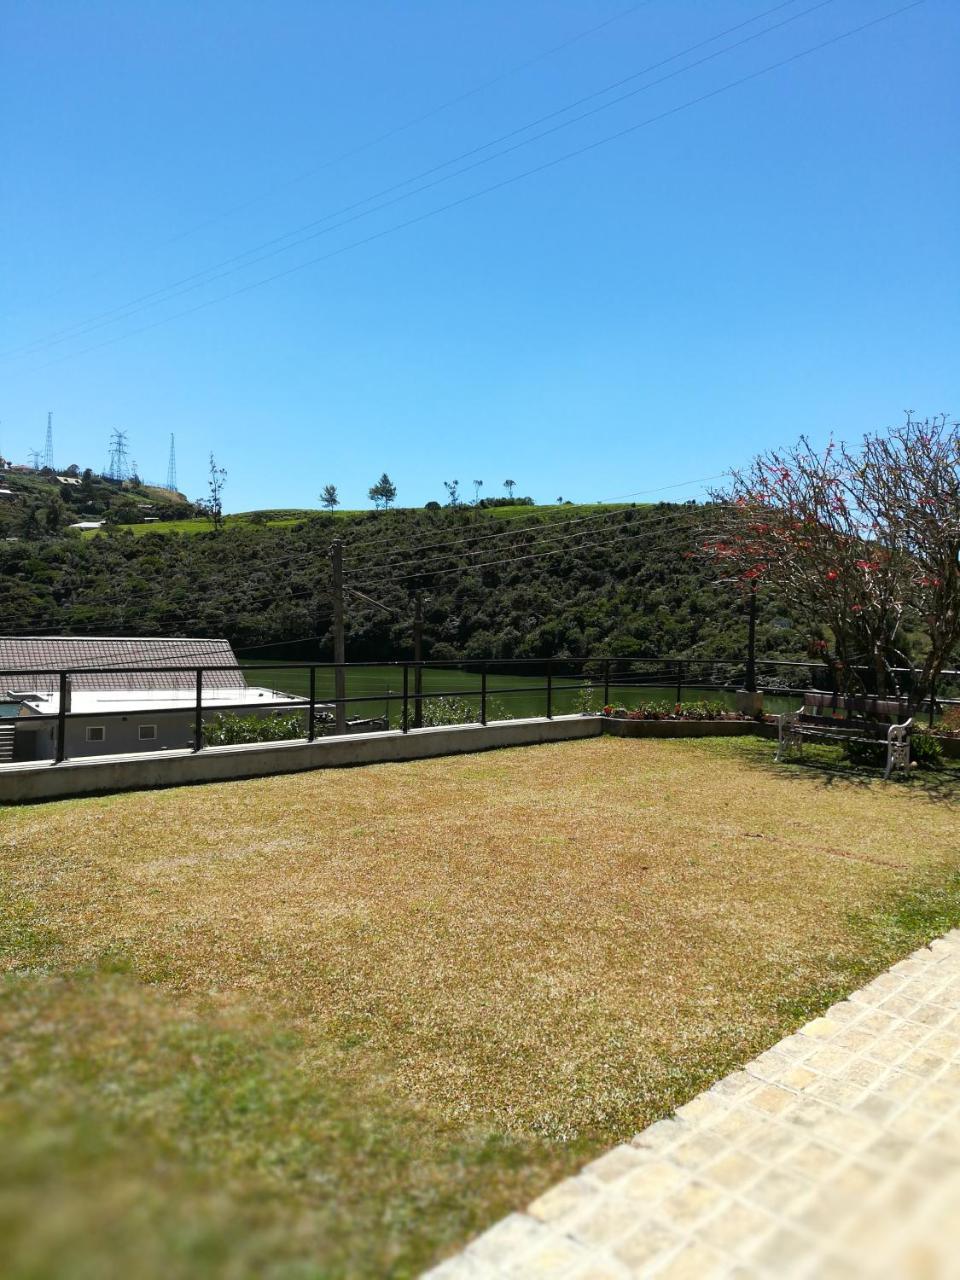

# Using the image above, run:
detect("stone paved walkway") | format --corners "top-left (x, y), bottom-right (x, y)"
top-left (426, 931), bottom-right (960, 1279)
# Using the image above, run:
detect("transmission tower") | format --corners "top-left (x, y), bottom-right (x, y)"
top-left (165, 434), bottom-right (177, 491)
top-left (105, 429), bottom-right (130, 481)
top-left (42, 412), bottom-right (54, 470)
top-left (28, 448), bottom-right (42, 470)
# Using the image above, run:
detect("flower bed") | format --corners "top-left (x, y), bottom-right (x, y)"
top-left (601, 698), bottom-right (765, 723)
top-left (599, 699), bottom-right (775, 740)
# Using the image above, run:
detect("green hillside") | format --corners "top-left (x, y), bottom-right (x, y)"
top-left (0, 467), bottom-right (191, 539)
top-left (80, 502), bottom-right (631, 538)
top-left (0, 501), bottom-right (807, 666)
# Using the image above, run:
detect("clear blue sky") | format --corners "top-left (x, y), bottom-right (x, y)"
top-left (1, 0), bottom-right (957, 512)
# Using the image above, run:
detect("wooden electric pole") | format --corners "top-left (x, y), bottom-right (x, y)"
top-left (413, 591), bottom-right (424, 728)
top-left (331, 540), bottom-right (347, 734)
top-left (745, 579), bottom-right (758, 693)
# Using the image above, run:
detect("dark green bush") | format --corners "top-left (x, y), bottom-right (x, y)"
top-left (844, 737), bottom-right (887, 769)
top-left (910, 730), bottom-right (943, 770)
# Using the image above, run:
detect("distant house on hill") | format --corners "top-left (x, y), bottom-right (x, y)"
top-left (0, 636), bottom-right (306, 762)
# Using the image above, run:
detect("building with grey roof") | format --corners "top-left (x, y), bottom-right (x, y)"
top-left (0, 636), bottom-right (307, 762)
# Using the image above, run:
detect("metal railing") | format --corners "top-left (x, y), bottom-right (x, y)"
top-left (0, 654), bottom-right (957, 766)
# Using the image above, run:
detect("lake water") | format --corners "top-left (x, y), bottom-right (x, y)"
top-left (242, 663), bottom-right (799, 728)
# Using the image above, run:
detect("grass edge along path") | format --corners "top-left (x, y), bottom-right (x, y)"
top-left (1, 737), bottom-right (958, 1278)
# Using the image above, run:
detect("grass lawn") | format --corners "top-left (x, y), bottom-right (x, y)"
top-left (85, 501), bottom-right (636, 537)
top-left (2, 737), bottom-right (959, 1278)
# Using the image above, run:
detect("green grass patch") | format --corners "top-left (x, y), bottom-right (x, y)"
top-left (1, 737), bottom-right (957, 1277)
top-left (86, 502), bottom-right (638, 538)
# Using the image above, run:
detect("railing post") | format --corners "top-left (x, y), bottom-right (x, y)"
top-left (194, 668), bottom-right (203, 751)
top-left (929, 678), bottom-right (936, 729)
top-left (481, 664), bottom-right (487, 725)
top-left (546, 659), bottom-right (553, 720)
top-left (603, 658), bottom-right (610, 708)
top-left (55, 670), bottom-right (67, 763)
top-left (308, 665), bottom-right (316, 741)
top-left (402, 664), bottom-right (409, 733)
top-left (675, 659), bottom-right (684, 707)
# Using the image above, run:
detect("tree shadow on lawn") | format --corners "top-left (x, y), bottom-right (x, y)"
top-left (733, 737), bottom-right (960, 805)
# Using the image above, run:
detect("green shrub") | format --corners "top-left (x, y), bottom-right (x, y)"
top-left (205, 711), bottom-right (307, 746)
top-left (574, 684), bottom-right (601, 714)
top-left (845, 729), bottom-right (943, 771)
top-left (419, 695), bottom-right (508, 727)
top-left (910, 730), bottom-right (943, 770)
top-left (844, 737), bottom-right (887, 769)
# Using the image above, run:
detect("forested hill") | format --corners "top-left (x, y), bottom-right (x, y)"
top-left (0, 467), bottom-right (191, 538)
top-left (0, 503), bottom-right (806, 664)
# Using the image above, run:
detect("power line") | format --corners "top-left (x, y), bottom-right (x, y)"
top-left (346, 506), bottom-right (706, 580)
top-left (66, 504), bottom-right (671, 610)
top-left (4, 0), bottom-right (820, 360)
top-left (342, 505), bottom-right (640, 568)
top-left (3, 0), bottom-right (824, 360)
top-left (341, 481), bottom-right (722, 564)
top-left (17, 2), bottom-right (925, 371)
top-left (344, 511), bottom-right (644, 578)
top-left (609, 472), bottom-right (729, 499)
top-left (239, 503), bottom-right (698, 586)
top-left (351, 509), bottom-right (709, 588)
top-left (1, 505), bottom-right (708, 640)
top-left (0, 1), bottom-right (654, 328)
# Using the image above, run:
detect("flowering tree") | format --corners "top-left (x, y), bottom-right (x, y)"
top-left (707, 414), bottom-right (959, 711)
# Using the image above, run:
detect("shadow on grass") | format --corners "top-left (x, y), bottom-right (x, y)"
top-left (732, 737), bottom-right (960, 805)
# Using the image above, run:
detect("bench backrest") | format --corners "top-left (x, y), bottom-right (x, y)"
top-left (800, 692), bottom-right (907, 724)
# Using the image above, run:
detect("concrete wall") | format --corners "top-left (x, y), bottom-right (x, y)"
top-left (14, 712), bottom-right (202, 761)
top-left (13, 706), bottom-right (314, 762)
top-left (0, 715), bottom-right (603, 803)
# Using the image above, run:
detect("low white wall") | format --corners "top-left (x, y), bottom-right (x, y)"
top-left (0, 716), bottom-right (602, 803)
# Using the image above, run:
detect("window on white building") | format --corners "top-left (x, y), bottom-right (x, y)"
top-left (139, 724), bottom-right (158, 741)
top-left (86, 726), bottom-right (105, 743)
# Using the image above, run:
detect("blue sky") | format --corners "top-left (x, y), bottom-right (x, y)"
top-left (1, 0), bottom-right (957, 512)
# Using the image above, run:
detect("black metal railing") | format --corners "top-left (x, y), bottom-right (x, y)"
top-left (1, 654), bottom-right (957, 766)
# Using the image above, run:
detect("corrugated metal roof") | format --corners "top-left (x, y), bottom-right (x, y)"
top-left (0, 637), bottom-right (244, 693)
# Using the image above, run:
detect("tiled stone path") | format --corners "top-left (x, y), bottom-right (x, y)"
top-left (426, 932), bottom-right (960, 1279)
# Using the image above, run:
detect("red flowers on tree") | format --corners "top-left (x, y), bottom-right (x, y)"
top-left (705, 413), bottom-right (960, 711)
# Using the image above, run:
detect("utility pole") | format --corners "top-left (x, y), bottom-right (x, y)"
top-left (745, 580), bottom-right (758, 693)
top-left (413, 591), bottom-right (424, 728)
top-left (331, 540), bottom-right (347, 734)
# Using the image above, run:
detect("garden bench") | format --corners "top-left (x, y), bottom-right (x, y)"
top-left (776, 692), bottom-right (913, 778)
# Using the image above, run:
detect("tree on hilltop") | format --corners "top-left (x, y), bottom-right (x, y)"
top-left (320, 484), bottom-right (340, 513)
top-left (503, 479), bottom-right (516, 500)
top-left (196, 453), bottom-right (227, 532)
top-left (368, 473), bottom-right (397, 511)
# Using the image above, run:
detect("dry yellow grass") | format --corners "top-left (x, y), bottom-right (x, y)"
top-left (1, 736), bottom-right (958, 1277)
